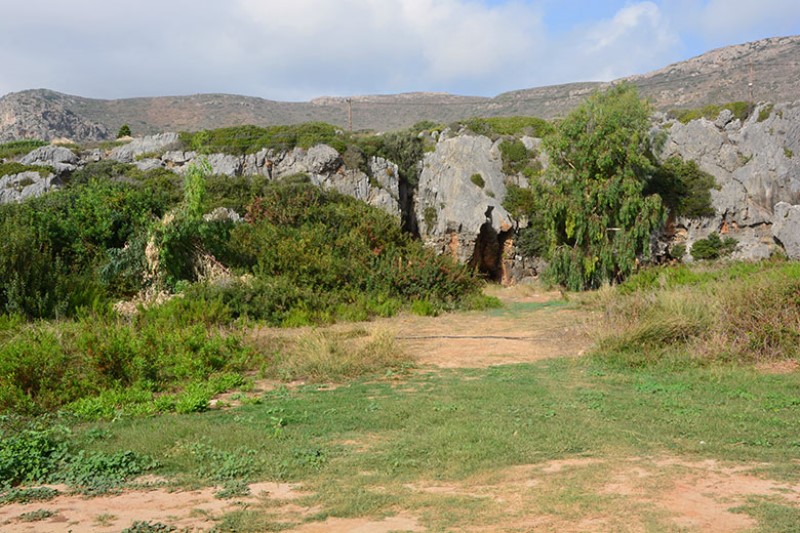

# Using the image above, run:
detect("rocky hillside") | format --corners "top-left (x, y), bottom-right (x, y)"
top-left (1, 36), bottom-right (799, 142)
top-left (3, 99), bottom-right (799, 279)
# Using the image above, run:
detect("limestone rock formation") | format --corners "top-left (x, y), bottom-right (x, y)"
top-left (659, 101), bottom-right (800, 259)
top-left (416, 134), bottom-right (517, 279)
top-left (0, 170), bottom-right (58, 204)
top-left (20, 145), bottom-right (79, 174)
top-left (0, 90), bottom-right (108, 143)
top-left (110, 133), bottom-right (180, 163)
top-left (773, 202), bottom-right (800, 259)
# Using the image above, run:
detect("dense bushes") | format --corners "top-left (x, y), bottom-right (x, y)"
top-left (0, 307), bottom-right (250, 415)
top-left (187, 181), bottom-right (480, 325)
top-left (179, 123), bottom-right (345, 156)
top-left (668, 101), bottom-right (754, 124)
top-left (0, 163), bottom-right (484, 414)
top-left (0, 178), bottom-right (175, 317)
top-left (462, 116), bottom-right (553, 138)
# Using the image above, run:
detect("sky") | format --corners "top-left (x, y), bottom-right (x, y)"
top-left (1, 0), bottom-right (799, 101)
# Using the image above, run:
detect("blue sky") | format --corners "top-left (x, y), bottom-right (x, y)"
top-left (0, 0), bottom-right (798, 101)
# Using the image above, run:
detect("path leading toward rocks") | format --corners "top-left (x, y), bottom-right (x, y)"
top-left (4, 286), bottom-right (798, 533)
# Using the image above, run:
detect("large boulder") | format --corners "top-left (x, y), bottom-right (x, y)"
top-left (415, 134), bottom-right (516, 279)
top-left (659, 101), bottom-right (800, 259)
top-left (773, 202), bottom-right (800, 259)
top-left (110, 132), bottom-right (181, 163)
top-left (19, 145), bottom-right (79, 174)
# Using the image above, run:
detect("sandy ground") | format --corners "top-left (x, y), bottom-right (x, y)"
top-left (2, 286), bottom-right (797, 532)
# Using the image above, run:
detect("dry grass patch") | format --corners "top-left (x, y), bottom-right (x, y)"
top-left (251, 327), bottom-right (413, 383)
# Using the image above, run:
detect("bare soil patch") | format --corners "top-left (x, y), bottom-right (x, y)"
top-left (0, 482), bottom-right (305, 533)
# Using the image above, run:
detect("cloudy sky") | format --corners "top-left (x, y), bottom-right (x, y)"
top-left (1, 0), bottom-right (799, 101)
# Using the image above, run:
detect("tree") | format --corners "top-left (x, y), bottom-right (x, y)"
top-left (117, 123), bottom-right (132, 138)
top-left (537, 84), bottom-right (666, 290)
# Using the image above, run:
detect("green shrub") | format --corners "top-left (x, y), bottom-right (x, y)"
top-left (179, 123), bottom-right (343, 156)
top-left (0, 486), bottom-right (60, 504)
top-left (470, 173), bottom-right (485, 188)
top-left (784, 146), bottom-right (794, 159)
top-left (0, 426), bottom-right (69, 488)
top-left (690, 233), bottom-right (737, 260)
top-left (0, 311), bottom-right (251, 415)
top-left (122, 521), bottom-right (177, 533)
top-left (463, 116), bottom-right (553, 138)
top-left (0, 162), bottom-right (53, 178)
top-left (117, 124), bottom-right (132, 138)
top-left (0, 140), bottom-right (48, 160)
top-left (670, 243), bottom-right (686, 260)
top-left (669, 101), bottom-right (754, 124)
top-left (499, 139), bottom-right (531, 175)
top-left (757, 103), bottom-right (775, 122)
top-left (647, 157), bottom-right (716, 218)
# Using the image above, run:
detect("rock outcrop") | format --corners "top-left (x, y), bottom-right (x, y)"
top-left (110, 132), bottom-right (180, 163)
top-left (20, 145), bottom-right (79, 174)
top-left (0, 90), bottom-right (109, 143)
top-left (416, 134), bottom-right (517, 280)
top-left (659, 101), bottom-right (800, 259)
top-left (773, 202), bottom-right (800, 259)
top-left (0, 171), bottom-right (58, 204)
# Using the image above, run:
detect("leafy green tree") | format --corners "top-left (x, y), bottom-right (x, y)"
top-left (117, 124), bottom-right (132, 138)
top-left (537, 84), bottom-right (666, 290)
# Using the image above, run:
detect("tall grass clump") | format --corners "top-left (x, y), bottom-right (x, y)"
top-left (594, 259), bottom-right (800, 367)
top-left (263, 328), bottom-right (412, 382)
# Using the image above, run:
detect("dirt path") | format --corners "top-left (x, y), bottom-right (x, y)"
top-left (391, 285), bottom-right (592, 368)
top-left (3, 286), bottom-right (797, 532)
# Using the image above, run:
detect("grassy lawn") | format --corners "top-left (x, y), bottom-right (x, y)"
top-left (61, 356), bottom-right (800, 531)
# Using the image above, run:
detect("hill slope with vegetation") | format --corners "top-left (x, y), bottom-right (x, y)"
top-left (1, 36), bottom-right (799, 141)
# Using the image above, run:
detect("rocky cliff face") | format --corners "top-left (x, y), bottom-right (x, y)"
top-left (4, 100), bottom-right (800, 274)
top-left (658, 102), bottom-right (800, 259)
top-left (415, 134), bottom-right (518, 281)
top-left (0, 90), bottom-right (109, 143)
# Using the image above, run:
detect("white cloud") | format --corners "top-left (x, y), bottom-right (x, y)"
top-left (698, 0), bottom-right (800, 39)
top-left (0, 0), bottom-right (796, 101)
top-left (233, 0), bottom-right (547, 97)
top-left (547, 2), bottom-right (680, 82)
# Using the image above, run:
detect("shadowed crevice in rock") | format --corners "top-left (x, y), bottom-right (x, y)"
top-left (468, 222), bottom-right (516, 282)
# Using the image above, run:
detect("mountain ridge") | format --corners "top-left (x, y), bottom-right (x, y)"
top-left (1, 35), bottom-right (799, 142)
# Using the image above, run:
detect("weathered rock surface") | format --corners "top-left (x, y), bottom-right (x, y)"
top-left (20, 145), bottom-right (79, 174)
top-left (416, 134), bottom-right (517, 278)
top-left (0, 171), bottom-right (58, 203)
top-left (110, 132), bottom-right (180, 163)
top-left (0, 90), bottom-right (108, 143)
top-left (773, 202), bottom-right (800, 259)
top-left (659, 101), bottom-right (800, 259)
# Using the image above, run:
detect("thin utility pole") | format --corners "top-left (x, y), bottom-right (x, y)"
top-left (346, 98), bottom-right (353, 131)
top-left (748, 58), bottom-right (754, 102)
